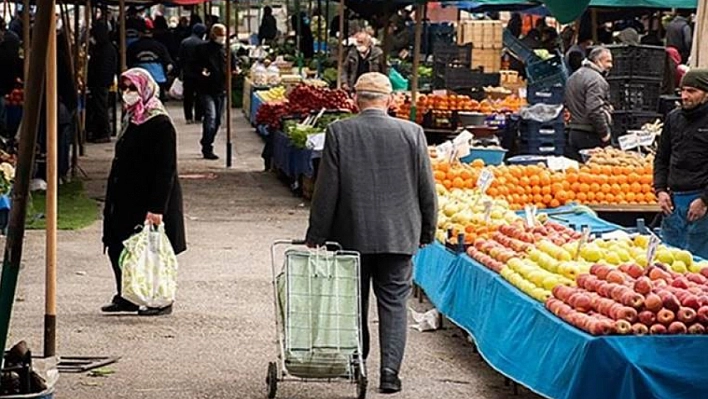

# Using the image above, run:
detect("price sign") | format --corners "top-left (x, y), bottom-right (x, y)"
top-left (618, 133), bottom-right (639, 151)
top-left (646, 234), bottom-right (661, 265)
top-left (523, 204), bottom-right (537, 228)
top-left (483, 200), bottom-right (493, 224)
top-left (637, 131), bottom-right (656, 147)
top-left (477, 168), bottom-right (495, 194)
top-left (436, 142), bottom-right (453, 160)
top-left (574, 226), bottom-right (592, 261)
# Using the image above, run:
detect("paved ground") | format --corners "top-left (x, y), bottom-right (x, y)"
top-left (4, 105), bottom-right (542, 399)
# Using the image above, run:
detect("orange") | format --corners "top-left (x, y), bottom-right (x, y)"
top-left (642, 184), bottom-right (653, 194)
top-left (616, 193), bottom-right (626, 203)
top-left (579, 183), bottom-right (590, 193)
top-left (576, 192), bottom-right (588, 202)
top-left (487, 187), bottom-right (499, 196)
top-left (520, 176), bottom-right (531, 187)
top-left (465, 225), bottom-right (476, 234)
top-left (611, 183), bottom-right (622, 194)
top-left (571, 182), bottom-right (581, 192)
top-left (620, 183), bottom-right (631, 193)
top-left (539, 172), bottom-right (551, 186)
top-left (617, 175), bottom-right (628, 185)
top-left (460, 170), bottom-right (472, 180)
top-left (605, 193), bottom-right (615, 203)
top-left (436, 162), bottom-right (450, 173)
top-left (590, 183), bottom-right (600, 193)
top-left (646, 192), bottom-right (656, 202)
top-left (543, 194), bottom-right (553, 204)
top-left (601, 183), bottom-right (611, 193)
top-left (551, 183), bottom-right (564, 194)
top-left (601, 166), bottom-right (613, 175)
top-left (542, 185), bottom-right (552, 195)
top-left (567, 173), bottom-right (578, 184)
top-left (434, 171), bottom-right (446, 181)
top-left (453, 177), bottom-right (465, 188)
top-left (595, 192), bottom-right (606, 203)
top-left (470, 157), bottom-right (486, 167)
top-left (635, 193), bottom-right (646, 203)
top-left (465, 179), bottom-right (475, 189)
top-left (447, 171), bottom-right (458, 181)
top-left (631, 182), bottom-right (642, 193)
top-left (562, 181), bottom-right (571, 191)
top-left (529, 175), bottom-right (541, 186)
top-left (443, 180), bottom-right (452, 190)
top-left (533, 194), bottom-right (544, 204)
top-left (626, 192), bottom-right (636, 203)
top-left (520, 194), bottom-right (529, 204)
top-left (596, 175), bottom-right (609, 185)
top-left (536, 203), bottom-right (546, 210)
top-left (497, 186), bottom-right (509, 196)
top-left (579, 173), bottom-right (593, 184)
top-left (566, 191), bottom-right (576, 201)
top-left (532, 186), bottom-right (542, 195)
top-left (550, 199), bottom-right (561, 208)
top-left (556, 190), bottom-right (568, 202)
top-left (628, 173), bottom-right (640, 184)
top-left (640, 174), bottom-right (652, 185)
top-left (587, 192), bottom-right (596, 203)
top-left (608, 175), bottom-right (619, 185)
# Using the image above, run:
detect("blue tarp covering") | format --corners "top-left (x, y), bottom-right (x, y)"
top-left (271, 130), bottom-right (318, 180)
top-left (414, 242), bottom-right (708, 399)
top-left (250, 91), bottom-right (265, 127)
top-left (536, 205), bottom-right (622, 234)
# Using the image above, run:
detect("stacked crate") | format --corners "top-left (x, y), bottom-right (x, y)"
top-left (457, 20), bottom-right (503, 73)
top-left (607, 45), bottom-right (665, 140)
top-left (518, 114), bottom-right (566, 156)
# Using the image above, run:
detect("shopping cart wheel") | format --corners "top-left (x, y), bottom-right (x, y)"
top-left (266, 362), bottom-right (278, 399)
top-left (356, 375), bottom-right (367, 399)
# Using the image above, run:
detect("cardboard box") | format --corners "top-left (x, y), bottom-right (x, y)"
top-left (471, 48), bottom-right (502, 73)
top-left (457, 21), bottom-right (503, 49)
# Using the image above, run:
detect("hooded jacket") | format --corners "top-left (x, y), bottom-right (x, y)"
top-left (565, 59), bottom-right (612, 137)
top-left (342, 45), bottom-right (388, 89)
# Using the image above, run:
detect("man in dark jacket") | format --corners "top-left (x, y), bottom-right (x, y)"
top-left (564, 46), bottom-right (614, 161)
top-left (306, 72), bottom-right (437, 394)
top-left (87, 21), bottom-right (118, 143)
top-left (194, 24), bottom-right (236, 160)
top-left (127, 22), bottom-right (174, 99)
top-left (178, 23), bottom-right (207, 124)
top-left (666, 11), bottom-right (693, 64)
top-left (654, 69), bottom-right (708, 259)
top-left (341, 32), bottom-right (388, 91)
top-left (258, 6), bottom-right (278, 44)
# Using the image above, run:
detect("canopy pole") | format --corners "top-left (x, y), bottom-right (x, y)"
top-left (226, 0), bottom-right (232, 168)
top-left (119, 0), bottom-right (126, 72)
top-left (79, 0), bottom-right (92, 157)
top-left (325, 0), bottom-right (330, 56)
top-left (22, 0), bottom-right (29, 79)
top-left (410, 3), bottom-right (424, 122)
top-left (591, 8), bottom-right (598, 44)
top-left (295, 0), bottom-right (302, 74)
top-left (336, 0), bottom-right (344, 88)
top-left (44, 1), bottom-right (58, 359)
top-left (691, 0), bottom-right (707, 67)
top-left (0, 0), bottom-right (55, 367)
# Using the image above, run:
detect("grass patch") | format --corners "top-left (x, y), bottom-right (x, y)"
top-left (26, 180), bottom-right (100, 230)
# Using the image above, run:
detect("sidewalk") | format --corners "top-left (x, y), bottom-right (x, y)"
top-left (5, 105), bottom-right (540, 399)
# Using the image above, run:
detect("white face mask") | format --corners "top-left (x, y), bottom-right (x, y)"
top-left (122, 91), bottom-right (140, 107)
top-left (215, 36), bottom-right (226, 45)
top-left (357, 45), bottom-right (368, 54)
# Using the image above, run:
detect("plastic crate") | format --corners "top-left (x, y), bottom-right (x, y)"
top-left (526, 54), bottom-right (568, 88)
top-left (518, 141), bottom-right (565, 156)
top-left (608, 78), bottom-right (661, 112)
top-left (519, 115), bottom-right (565, 140)
top-left (611, 111), bottom-right (662, 139)
top-left (503, 28), bottom-right (538, 63)
top-left (527, 83), bottom-right (565, 105)
top-left (607, 45), bottom-right (666, 80)
top-left (460, 147), bottom-right (507, 166)
top-left (433, 65), bottom-right (501, 90)
top-left (434, 43), bottom-right (472, 66)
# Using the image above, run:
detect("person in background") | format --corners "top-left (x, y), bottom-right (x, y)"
top-left (306, 72), bottom-right (436, 395)
top-left (258, 6), bottom-right (278, 45)
top-left (194, 24), bottom-right (237, 160)
top-left (86, 21), bottom-right (118, 143)
top-left (291, 11), bottom-right (314, 59)
top-left (102, 68), bottom-right (185, 316)
top-left (654, 69), bottom-right (708, 259)
top-left (0, 21), bottom-right (22, 138)
top-left (615, 27), bottom-right (640, 45)
top-left (666, 10), bottom-right (693, 64)
top-left (178, 23), bottom-right (207, 125)
top-left (507, 13), bottom-right (522, 38)
top-left (152, 15), bottom-right (180, 65)
top-left (565, 32), bottom-right (593, 74)
top-left (127, 20), bottom-right (175, 100)
top-left (564, 46), bottom-right (614, 161)
top-left (311, 8), bottom-right (328, 52)
top-left (175, 16), bottom-right (191, 42)
top-left (8, 8), bottom-right (24, 39)
top-left (341, 32), bottom-right (387, 91)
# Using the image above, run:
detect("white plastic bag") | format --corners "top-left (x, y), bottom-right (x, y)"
top-left (168, 78), bottom-right (184, 100)
top-left (120, 224), bottom-right (178, 308)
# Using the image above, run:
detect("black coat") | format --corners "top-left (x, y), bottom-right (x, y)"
top-left (194, 41), bottom-right (236, 95)
top-left (88, 22), bottom-right (118, 88)
top-left (103, 115), bottom-right (186, 254)
top-left (178, 34), bottom-right (205, 79)
top-left (258, 15), bottom-right (278, 43)
top-left (0, 30), bottom-right (22, 96)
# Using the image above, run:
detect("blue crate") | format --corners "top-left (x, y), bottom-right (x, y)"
top-left (503, 29), bottom-right (539, 64)
top-left (526, 54), bottom-right (568, 88)
top-left (527, 83), bottom-right (565, 105)
top-left (460, 147), bottom-right (507, 166)
top-left (519, 116), bottom-right (565, 140)
top-left (518, 142), bottom-right (565, 156)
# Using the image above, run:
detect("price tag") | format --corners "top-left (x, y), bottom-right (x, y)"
top-left (637, 131), bottom-right (656, 147)
top-left (523, 204), bottom-right (537, 228)
top-left (646, 234), bottom-right (661, 265)
top-left (436, 141), bottom-right (453, 160)
top-left (477, 168), bottom-right (495, 194)
top-left (574, 226), bottom-right (592, 261)
top-left (483, 200), bottom-right (493, 224)
top-left (618, 133), bottom-right (639, 151)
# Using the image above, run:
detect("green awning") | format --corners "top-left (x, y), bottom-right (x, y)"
top-left (590, 0), bottom-right (696, 7)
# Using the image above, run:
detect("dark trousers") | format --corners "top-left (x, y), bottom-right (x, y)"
top-left (183, 77), bottom-right (203, 122)
top-left (107, 244), bottom-right (124, 296)
top-left (565, 129), bottom-right (607, 162)
top-left (200, 93), bottom-right (225, 154)
top-left (87, 87), bottom-right (110, 140)
top-left (360, 254), bottom-right (412, 373)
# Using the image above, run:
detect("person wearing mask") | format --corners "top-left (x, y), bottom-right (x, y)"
top-left (102, 68), bottom-right (186, 316)
top-left (666, 10), bottom-right (693, 64)
top-left (341, 32), bottom-right (387, 91)
top-left (178, 23), bottom-right (207, 124)
top-left (194, 24), bottom-right (237, 160)
top-left (564, 46), bottom-right (614, 161)
top-left (86, 21), bottom-right (118, 143)
top-left (258, 6), bottom-right (278, 44)
top-left (152, 15), bottom-right (180, 64)
top-left (654, 69), bottom-right (708, 259)
top-left (127, 20), bottom-right (175, 100)
top-left (306, 72), bottom-right (437, 394)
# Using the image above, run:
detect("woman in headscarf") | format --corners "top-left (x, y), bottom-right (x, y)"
top-left (101, 68), bottom-right (186, 316)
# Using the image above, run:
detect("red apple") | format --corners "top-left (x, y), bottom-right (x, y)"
top-left (644, 293), bottom-right (663, 312)
top-left (677, 307), bottom-right (697, 324)
top-left (650, 324), bottom-right (668, 335)
top-left (611, 285), bottom-right (629, 302)
top-left (588, 320), bottom-right (614, 336)
top-left (585, 278), bottom-right (601, 292)
top-left (660, 292), bottom-right (681, 312)
top-left (699, 295), bottom-right (708, 307)
top-left (606, 270), bottom-right (626, 284)
top-left (632, 323), bottom-right (650, 335)
top-left (688, 323), bottom-right (706, 334)
top-left (574, 294), bottom-right (593, 313)
top-left (700, 267), bottom-right (708, 279)
top-left (653, 279), bottom-right (669, 290)
top-left (590, 264), bottom-right (611, 280)
top-left (638, 310), bottom-right (657, 326)
top-left (552, 285), bottom-right (573, 302)
top-left (576, 274), bottom-right (590, 289)
top-left (614, 319), bottom-right (633, 335)
top-left (615, 307), bottom-right (638, 323)
top-left (649, 267), bottom-right (670, 281)
top-left (597, 282), bottom-right (612, 298)
top-left (668, 321), bottom-right (688, 335)
top-left (624, 264), bottom-right (644, 279)
top-left (633, 277), bottom-right (653, 296)
top-left (681, 294), bottom-right (701, 310)
top-left (672, 277), bottom-right (690, 290)
top-left (621, 292), bottom-right (645, 309)
top-left (657, 308), bottom-right (676, 325)
top-left (697, 306), bottom-right (708, 324)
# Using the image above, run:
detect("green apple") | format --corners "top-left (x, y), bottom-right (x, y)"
top-left (542, 275), bottom-right (559, 291)
top-left (673, 249), bottom-right (693, 268)
top-left (580, 244), bottom-right (603, 262)
top-left (655, 249), bottom-right (674, 265)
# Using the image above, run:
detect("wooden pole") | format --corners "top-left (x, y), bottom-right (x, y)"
top-left (336, 0), bottom-right (344, 88)
top-left (22, 0), bottom-right (29, 79)
top-left (691, 0), bottom-right (707, 67)
top-left (119, 0), bottom-right (126, 71)
top-left (0, 0), bottom-right (55, 366)
top-left (226, 0), bottom-right (232, 168)
top-left (44, 3), bottom-right (58, 359)
top-left (246, 0), bottom-right (251, 37)
top-left (80, 0), bottom-right (91, 154)
top-left (591, 8), bottom-right (598, 44)
top-left (410, 3), bottom-right (424, 122)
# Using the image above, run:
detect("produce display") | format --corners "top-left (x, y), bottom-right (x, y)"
top-left (258, 86), bottom-right (287, 102)
top-left (432, 159), bottom-right (656, 209)
top-left (583, 147), bottom-right (653, 168)
top-left (393, 94), bottom-right (526, 124)
top-left (283, 112), bottom-right (352, 149)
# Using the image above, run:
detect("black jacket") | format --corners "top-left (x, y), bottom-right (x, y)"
top-left (666, 16), bottom-right (692, 63)
top-left (258, 15), bottom-right (278, 43)
top-left (126, 37), bottom-right (174, 80)
top-left (103, 115), bottom-right (186, 254)
top-left (178, 34), bottom-right (205, 79)
top-left (654, 102), bottom-right (708, 203)
top-left (194, 41), bottom-right (236, 95)
top-left (88, 22), bottom-right (118, 88)
top-left (0, 30), bottom-right (22, 95)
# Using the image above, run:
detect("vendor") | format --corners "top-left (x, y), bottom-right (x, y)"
top-left (341, 32), bottom-right (387, 91)
top-left (654, 69), bottom-right (708, 259)
top-left (564, 46), bottom-right (613, 162)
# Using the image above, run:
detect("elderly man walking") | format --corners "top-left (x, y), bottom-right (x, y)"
top-left (306, 72), bottom-right (437, 394)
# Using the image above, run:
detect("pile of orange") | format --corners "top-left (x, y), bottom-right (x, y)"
top-left (433, 159), bottom-right (657, 210)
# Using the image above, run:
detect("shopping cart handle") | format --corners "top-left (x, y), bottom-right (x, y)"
top-left (291, 239), bottom-right (307, 245)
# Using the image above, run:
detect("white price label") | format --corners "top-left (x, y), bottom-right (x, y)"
top-left (646, 234), bottom-right (661, 265)
top-left (524, 204), bottom-right (537, 228)
top-left (477, 168), bottom-right (495, 194)
top-left (618, 134), bottom-right (639, 151)
top-left (637, 131), bottom-right (656, 147)
top-left (436, 142), bottom-right (453, 160)
top-left (574, 226), bottom-right (592, 261)
top-left (483, 200), bottom-right (493, 224)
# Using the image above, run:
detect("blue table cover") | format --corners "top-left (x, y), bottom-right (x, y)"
top-left (250, 91), bottom-right (265, 126)
top-left (414, 243), bottom-right (708, 399)
top-left (0, 195), bottom-right (9, 210)
top-left (538, 205), bottom-right (623, 234)
top-left (271, 130), bottom-right (320, 179)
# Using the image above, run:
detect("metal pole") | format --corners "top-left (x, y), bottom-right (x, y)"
top-left (295, 0), bottom-right (302, 73)
top-left (44, 4), bottom-right (58, 359)
top-left (246, 0), bottom-right (251, 37)
top-left (22, 0), bottom-right (29, 79)
top-left (119, 0), bottom-right (126, 71)
top-left (410, 3), bottom-right (424, 122)
top-left (336, 0), bottom-right (344, 88)
top-left (0, 0), bottom-right (55, 367)
top-left (325, 0), bottom-right (330, 56)
top-left (226, 0), bottom-right (232, 168)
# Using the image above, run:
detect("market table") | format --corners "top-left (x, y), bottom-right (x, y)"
top-left (271, 129), bottom-right (319, 181)
top-left (588, 204), bottom-right (662, 230)
top-left (414, 242), bottom-right (708, 399)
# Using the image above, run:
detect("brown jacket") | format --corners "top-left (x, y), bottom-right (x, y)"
top-left (342, 45), bottom-right (388, 89)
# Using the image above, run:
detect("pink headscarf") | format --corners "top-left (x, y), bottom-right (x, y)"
top-left (120, 68), bottom-right (168, 126)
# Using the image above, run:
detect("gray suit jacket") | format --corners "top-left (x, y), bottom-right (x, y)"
top-left (306, 108), bottom-right (437, 255)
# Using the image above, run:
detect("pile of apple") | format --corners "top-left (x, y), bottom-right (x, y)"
top-left (547, 263), bottom-right (708, 335)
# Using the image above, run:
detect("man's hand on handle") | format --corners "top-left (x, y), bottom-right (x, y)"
top-left (657, 192), bottom-right (673, 215)
top-left (146, 212), bottom-right (163, 226)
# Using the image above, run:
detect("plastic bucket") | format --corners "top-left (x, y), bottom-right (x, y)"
top-left (460, 148), bottom-right (507, 166)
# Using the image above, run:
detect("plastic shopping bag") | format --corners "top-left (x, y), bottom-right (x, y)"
top-left (168, 78), bottom-right (184, 100)
top-left (120, 224), bottom-right (178, 308)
